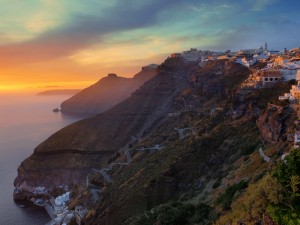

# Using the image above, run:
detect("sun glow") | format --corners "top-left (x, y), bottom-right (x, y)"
top-left (0, 81), bottom-right (96, 93)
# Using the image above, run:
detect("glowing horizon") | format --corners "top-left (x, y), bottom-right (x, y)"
top-left (0, 80), bottom-right (98, 93)
top-left (1, 0), bottom-right (300, 92)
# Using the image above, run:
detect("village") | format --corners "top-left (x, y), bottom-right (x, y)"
top-left (170, 45), bottom-right (300, 101)
top-left (171, 44), bottom-right (300, 90)
top-left (171, 45), bottom-right (300, 150)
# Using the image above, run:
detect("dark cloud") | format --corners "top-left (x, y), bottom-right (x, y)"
top-left (0, 0), bottom-right (184, 65)
top-left (1, 0), bottom-right (298, 67)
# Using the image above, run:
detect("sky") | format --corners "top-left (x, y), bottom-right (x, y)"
top-left (0, 0), bottom-right (299, 92)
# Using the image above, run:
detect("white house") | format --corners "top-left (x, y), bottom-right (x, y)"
top-left (290, 81), bottom-right (300, 100)
top-left (279, 93), bottom-right (292, 101)
top-left (235, 56), bottom-right (256, 68)
top-left (278, 81), bottom-right (300, 102)
top-left (253, 52), bottom-right (269, 60)
top-left (294, 132), bottom-right (300, 148)
top-left (52, 192), bottom-right (71, 215)
top-left (259, 70), bottom-right (281, 86)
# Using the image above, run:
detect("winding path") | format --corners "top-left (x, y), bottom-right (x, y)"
top-left (85, 67), bottom-right (191, 202)
top-left (259, 147), bottom-right (271, 162)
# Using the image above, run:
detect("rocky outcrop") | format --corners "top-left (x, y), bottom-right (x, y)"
top-left (60, 66), bottom-right (157, 116)
top-left (256, 104), bottom-right (286, 144)
top-left (188, 59), bottom-right (250, 97)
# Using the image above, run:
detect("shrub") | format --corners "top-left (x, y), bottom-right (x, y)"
top-left (215, 174), bottom-right (282, 225)
top-left (125, 201), bottom-right (213, 225)
top-left (216, 180), bottom-right (248, 210)
top-left (213, 178), bottom-right (222, 189)
top-left (267, 204), bottom-right (300, 225)
top-left (265, 149), bottom-right (300, 224)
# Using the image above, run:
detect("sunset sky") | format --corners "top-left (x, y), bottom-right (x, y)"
top-left (0, 0), bottom-right (299, 92)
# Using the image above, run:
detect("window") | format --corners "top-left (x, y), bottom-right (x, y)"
top-left (270, 78), bottom-right (273, 81)
top-left (265, 78), bottom-right (268, 81)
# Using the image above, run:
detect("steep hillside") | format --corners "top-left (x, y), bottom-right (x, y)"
top-left (60, 66), bottom-right (157, 116)
top-left (80, 65), bottom-right (295, 225)
top-left (14, 57), bottom-right (296, 225)
top-left (14, 58), bottom-right (192, 199)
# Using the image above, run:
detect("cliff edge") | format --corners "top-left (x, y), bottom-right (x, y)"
top-left (60, 65), bottom-right (157, 116)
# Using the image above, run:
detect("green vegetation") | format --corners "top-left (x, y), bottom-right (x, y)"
top-left (216, 180), bottom-right (248, 210)
top-left (216, 149), bottom-right (300, 224)
top-left (215, 174), bottom-right (282, 224)
top-left (233, 124), bottom-right (261, 156)
top-left (125, 201), bottom-right (215, 225)
top-left (267, 150), bottom-right (300, 224)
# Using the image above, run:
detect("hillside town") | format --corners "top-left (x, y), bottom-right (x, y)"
top-left (171, 44), bottom-right (300, 101)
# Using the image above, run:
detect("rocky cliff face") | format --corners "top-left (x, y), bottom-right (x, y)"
top-left (14, 58), bottom-right (191, 201)
top-left (81, 60), bottom-right (256, 225)
top-left (256, 105), bottom-right (285, 144)
top-left (256, 102), bottom-right (295, 144)
top-left (188, 60), bottom-right (250, 97)
top-left (60, 66), bottom-right (157, 116)
top-left (15, 58), bottom-right (286, 225)
top-left (81, 62), bottom-right (296, 225)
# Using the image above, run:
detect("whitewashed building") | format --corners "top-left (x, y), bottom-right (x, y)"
top-left (290, 82), bottom-right (300, 100)
top-left (259, 70), bottom-right (281, 86)
top-left (280, 81), bottom-right (300, 101)
top-left (279, 93), bottom-right (292, 101)
top-left (253, 52), bottom-right (270, 60)
top-left (235, 56), bottom-right (256, 68)
top-left (52, 192), bottom-right (70, 215)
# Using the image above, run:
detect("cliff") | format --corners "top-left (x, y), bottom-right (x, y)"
top-left (60, 66), bottom-right (157, 116)
top-left (14, 58), bottom-right (191, 200)
top-left (81, 63), bottom-right (294, 225)
top-left (14, 57), bottom-right (296, 225)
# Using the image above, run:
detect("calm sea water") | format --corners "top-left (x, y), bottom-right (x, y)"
top-left (0, 93), bottom-right (83, 225)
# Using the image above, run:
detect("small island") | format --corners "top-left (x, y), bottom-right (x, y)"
top-left (52, 108), bottom-right (60, 113)
top-left (37, 89), bottom-right (81, 96)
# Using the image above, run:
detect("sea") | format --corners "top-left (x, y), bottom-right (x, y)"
top-left (0, 93), bottom-right (83, 225)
